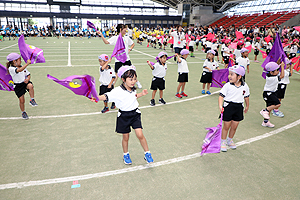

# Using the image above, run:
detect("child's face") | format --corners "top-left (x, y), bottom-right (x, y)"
top-left (228, 71), bottom-right (241, 83)
top-left (121, 28), bottom-right (127, 35)
top-left (182, 54), bottom-right (189, 59)
top-left (207, 53), bottom-right (214, 60)
top-left (242, 52), bottom-right (249, 57)
top-left (123, 75), bottom-right (137, 89)
top-left (270, 69), bottom-right (280, 76)
top-left (13, 58), bottom-right (22, 67)
top-left (99, 59), bottom-right (105, 66)
top-left (159, 55), bottom-right (167, 64)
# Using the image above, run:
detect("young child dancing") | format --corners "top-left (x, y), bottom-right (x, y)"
top-left (219, 65), bottom-right (250, 152)
top-left (91, 65), bottom-right (154, 165)
top-left (6, 53), bottom-right (37, 119)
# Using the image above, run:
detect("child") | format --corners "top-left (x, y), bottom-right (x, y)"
top-left (219, 65), bottom-right (250, 152)
top-left (211, 39), bottom-right (219, 62)
top-left (272, 58), bottom-right (293, 117)
top-left (98, 54), bottom-right (116, 113)
top-left (253, 37), bottom-right (261, 62)
top-left (200, 50), bottom-right (219, 95)
top-left (260, 61), bottom-right (285, 128)
top-left (6, 53), bottom-right (37, 119)
top-left (223, 40), bottom-right (231, 68)
top-left (266, 39), bottom-right (273, 55)
top-left (91, 65), bottom-right (153, 165)
top-left (189, 36), bottom-right (195, 57)
top-left (289, 39), bottom-right (300, 59)
top-left (147, 51), bottom-right (168, 106)
top-left (233, 41), bottom-right (243, 60)
top-left (175, 49), bottom-right (189, 98)
top-left (235, 48), bottom-right (250, 80)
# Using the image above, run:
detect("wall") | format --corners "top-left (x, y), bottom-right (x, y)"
top-left (190, 6), bottom-right (224, 26)
top-left (281, 13), bottom-right (300, 27)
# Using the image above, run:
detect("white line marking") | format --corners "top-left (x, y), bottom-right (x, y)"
top-left (0, 91), bottom-right (220, 120)
top-left (132, 49), bottom-right (172, 64)
top-left (0, 118), bottom-right (299, 190)
top-left (0, 43), bottom-right (18, 51)
top-left (67, 41), bottom-right (72, 67)
top-left (293, 70), bottom-right (300, 75)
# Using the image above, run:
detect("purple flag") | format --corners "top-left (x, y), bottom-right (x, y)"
top-left (261, 32), bottom-right (287, 79)
top-left (87, 21), bottom-right (98, 32)
top-left (210, 68), bottom-right (229, 88)
top-left (0, 63), bottom-right (14, 91)
top-left (201, 113), bottom-right (223, 156)
top-left (150, 55), bottom-right (176, 65)
top-left (111, 33), bottom-right (127, 63)
top-left (47, 74), bottom-right (99, 102)
top-left (18, 34), bottom-right (45, 64)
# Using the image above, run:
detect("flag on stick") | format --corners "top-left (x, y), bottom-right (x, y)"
top-left (111, 33), bottom-right (127, 63)
top-left (0, 63), bottom-right (14, 91)
top-left (18, 34), bottom-right (45, 64)
top-left (211, 69), bottom-right (229, 88)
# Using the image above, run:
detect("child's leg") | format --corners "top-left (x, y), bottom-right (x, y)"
top-left (134, 128), bottom-right (149, 152)
top-left (27, 83), bottom-right (34, 98)
top-left (122, 133), bottom-right (130, 153)
top-left (228, 121), bottom-right (240, 139)
top-left (207, 83), bottom-right (211, 91)
top-left (104, 101), bottom-right (108, 108)
top-left (181, 82), bottom-right (186, 92)
top-left (267, 104), bottom-right (281, 113)
top-left (152, 90), bottom-right (157, 99)
top-left (177, 82), bottom-right (183, 93)
top-left (202, 83), bottom-right (206, 90)
top-left (159, 90), bottom-right (163, 99)
top-left (221, 121), bottom-right (231, 140)
top-left (19, 95), bottom-right (25, 112)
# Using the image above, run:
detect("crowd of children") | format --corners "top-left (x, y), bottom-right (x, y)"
top-left (3, 22), bottom-right (298, 165)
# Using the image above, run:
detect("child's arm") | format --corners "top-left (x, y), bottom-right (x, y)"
top-left (24, 74), bottom-right (30, 83)
top-left (147, 60), bottom-right (154, 70)
top-left (244, 97), bottom-right (249, 113)
top-left (108, 77), bottom-right (115, 88)
top-left (177, 54), bottom-right (182, 63)
top-left (279, 62), bottom-right (285, 79)
top-left (16, 59), bottom-right (31, 72)
top-left (101, 58), bottom-right (112, 71)
top-left (129, 43), bottom-right (135, 53)
top-left (289, 64), bottom-right (293, 76)
top-left (204, 66), bottom-right (212, 72)
top-left (97, 31), bottom-right (110, 44)
top-left (136, 89), bottom-right (148, 98)
top-left (247, 64), bottom-right (250, 74)
top-left (218, 95), bottom-right (224, 113)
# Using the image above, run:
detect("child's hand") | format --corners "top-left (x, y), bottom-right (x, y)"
top-left (219, 106), bottom-right (224, 113)
top-left (107, 58), bottom-right (112, 63)
top-left (142, 89), bottom-right (148, 96)
top-left (244, 107), bottom-right (249, 113)
top-left (147, 60), bottom-right (150, 65)
top-left (90, 97), bottom-right (97, 102)
top-left (280, 61), bottom-right (285, 68)
top-left (26, 60), bottom-right (31, 65)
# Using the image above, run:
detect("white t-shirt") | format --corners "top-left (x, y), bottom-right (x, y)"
top-left (189, 41), bottom-right (195, 47)
top-left (236, 57), bottom-right (250, 68)
top-left (220, 82), bottom-right (250, 103)
top-left (279, 69), bottom-right (290, 84)
top-left (266, 42), bottom-right (273, 50)
top-left (99, 65), bottom-right (116, 86)
top-left (152, 62), bottom-right (167, 78)
top-left (105, 84), bottom-right (139, 111)
top-left (9, 66), bottom-right (30, 84)
top-left (107, 35), bottom-right (133, 62)
top-left (212, 43), bottom-right (219, 50)
top-left (234, 49), bottom-right (242, 59)
top-left (178, 58), bottom-right (189, 73)
top-left (205, 41), bottom-right (212, 48)
top-left (264, 75), bottom-right (281, 92)
top-left (290, 45), bottom-right (298, 54)
top-left (203, 59), bottom-right (219, 72)
top-left (171, 31), bottom-right (185, 48)
top-left (223, 46), bottom-right (230, 56)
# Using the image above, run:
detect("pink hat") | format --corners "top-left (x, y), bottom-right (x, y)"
top-left (158, 51), bottom-right (168, 58)
top-left (98, 54), bottom-right (109, 61)
top-left (283, 38), bottom-right (288, 43)
top-left (225, 39), bottom-right (231, 44)
top-left (234, 39), bottom-right (238, 43)
top-left (7, 53), bottom-right (21, 61)
top-left (240, 48), bottom-right (249, 53)
top-left (117, 65), bottom-right (136, 78)
top-left (180, 49), bottom-right (189, 55)
top-left (191, 36), bottom-right (195, 40)
top-left (237, 41), bottom-right (244, 45)
top-left (229, 65), bottom-right (245, 76)
top-left (212, 39), bottom-right (217, 42)
top-left (221, 38), bottom-right (226, 43)
top-left (265, 62), bottom-right (279, 72)
top-left (256, 37), bottom-right (261, 40)
top-left (207, 50), bottom-right (215, 55)
top-left (293, 39), bottom-right (299, 43)
top-left (246, 37), bottom-right (251, 40)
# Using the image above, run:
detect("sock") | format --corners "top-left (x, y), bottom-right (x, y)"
top-left (227, 137), bottom-right (233, 141)
top-left (123, 152), bottom-right (129, 156)
top-left (191, 52), bottom-right (194, 56)
top-left (264, 119), bottom-right (269, 123)
top-left (144, 151), bottom-right (150, 155)
top-left (22, 111), bottom-right (26, 114)
top-left (264, 108), bottom-right (269, 112)
top-left (221, 139), bottom-right (226, 144)
top-left (274, 109), bottom-right (279, 112)
top-left (31, 98), bottom-right (34, 101)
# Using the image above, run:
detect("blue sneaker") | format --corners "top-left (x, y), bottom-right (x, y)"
top-left (206, 91), bottom-right (211, 95)
top-left (202, 90), bottom-right (205, 94)
top-left (123, 153), bottom-right (132, 165)
top-left (272, 110), bottom-right (284, 117)
top-left (144, 152), bottom-right (153, 163)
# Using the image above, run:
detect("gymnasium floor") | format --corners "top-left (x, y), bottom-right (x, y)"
top-left (0, 37), bottom-right (299, 199)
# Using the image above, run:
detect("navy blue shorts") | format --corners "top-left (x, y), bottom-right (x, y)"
top-left (116, 108), bottom-right (143, 133)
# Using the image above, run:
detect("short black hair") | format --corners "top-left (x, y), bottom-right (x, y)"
top-left (121, 69), bottom-right (137, 80)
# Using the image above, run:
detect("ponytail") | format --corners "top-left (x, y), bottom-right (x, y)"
top-left (6, 61), bottom-right (13, 75)
top-left (116, 24), bottom-right (126, 35)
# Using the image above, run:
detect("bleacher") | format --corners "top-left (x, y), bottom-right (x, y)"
top-left (209, 10), bottom-right (300, 28)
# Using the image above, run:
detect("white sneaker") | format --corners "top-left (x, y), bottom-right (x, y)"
top-left (227, 139), bottom-right (236, 150)
top-left (260, 109), bottom-right (270, 119)
top-left (221, 140), bottom-right (227, 152)
top-left (136, 81), bottom-right (142, 89)
top-left (262, 121), bottom-right (275, 128)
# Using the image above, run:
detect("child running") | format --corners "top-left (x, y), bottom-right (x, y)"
top-left (260, 61), bottom-right (285, 128)
top-left (235, 48), bottom-right (250, 80)
top-left (219, 65), bottom-right (250, 152)
top-left (147, 51), bottom-right (168, 106)
top-left (200, 50), bottom-right (219, 95)
top-left (175, 49), bottom-right (189, 98)
top-left (91, 65), bottom-right (153, 165)
top-left (6, 53), bottom-right (37, 119)
top-left (98, 54), bottom-right (116, 113)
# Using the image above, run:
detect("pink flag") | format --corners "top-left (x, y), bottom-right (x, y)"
top-left (245, 45), bottom-right (252, 53)
top-left (211, 69), bottom-right (229, 88)
top-left (0, 63), bottom-right (14, 91)
top-left (185, 33), bottom-right (190, 49)
top-left (229, 42), bottom-right (237, 50)
top-left (47, 74), bottom-right (99, 102)
top-left (294, 26), bottom-right (300, 32)
top-left (200, 113), bottom-right (223, 156)
top-left (111, 33), bottom-right (127, 63)
top-left (291, 56), bottom-right (300, 71)
top-left (168, 37), bottom-right (174, 44)
top-left (235, 31), bottom-right (244, 39)
top-left (206, 33), bottom-right (215, 41)
top-left (264, 35), bottom-right (272, 43)
top-left (259, 49), bottom-right (267, 59)
top-left (18, 34), bottom-right (45, 64)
